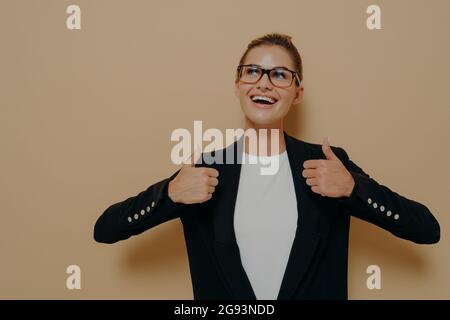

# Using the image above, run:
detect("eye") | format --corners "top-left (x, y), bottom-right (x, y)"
top-left (244, 66), bottom-right (261, 76)
top-left (272, 69), bottom-right (287, 79)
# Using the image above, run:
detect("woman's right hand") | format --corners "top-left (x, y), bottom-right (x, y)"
top-left (168, 147), bottom-right (219, 204)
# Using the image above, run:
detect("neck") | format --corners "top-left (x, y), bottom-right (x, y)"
top-left (243, 118), bottom-right (286, 156)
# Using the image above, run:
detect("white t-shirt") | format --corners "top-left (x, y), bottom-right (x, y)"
top-left (233, 150), bottom-right (298, 300)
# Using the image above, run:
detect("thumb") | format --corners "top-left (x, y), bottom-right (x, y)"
top-left (322, 137), bottom-right (335, 160)
top-left (183, 143), bottom-right (201, 167)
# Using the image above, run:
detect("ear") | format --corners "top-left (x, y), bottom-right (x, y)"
top-left (292, 83), bottom-right (304, 105)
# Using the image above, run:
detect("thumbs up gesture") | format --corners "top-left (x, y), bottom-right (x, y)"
top-left (168, 145), bottom-right (219, 204)
top-left (302, 137), bottom-right (355, 198)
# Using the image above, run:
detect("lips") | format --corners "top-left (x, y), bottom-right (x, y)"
top-left (249, 95), bottom-right (278, 109)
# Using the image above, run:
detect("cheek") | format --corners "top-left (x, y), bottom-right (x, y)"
top-left (236, 87), bottom-right (250, 101)
top-left (279, 89), bottom-right (296, 102)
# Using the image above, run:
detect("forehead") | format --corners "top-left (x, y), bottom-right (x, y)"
top-left (243, 45), bottom-right (295, 70)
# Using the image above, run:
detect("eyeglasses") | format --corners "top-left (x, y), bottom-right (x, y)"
top-left (237, 64), bottom-right (301, 88)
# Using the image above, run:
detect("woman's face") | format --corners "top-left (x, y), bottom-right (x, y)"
top-left (235, 45), bottom-right (304, 129)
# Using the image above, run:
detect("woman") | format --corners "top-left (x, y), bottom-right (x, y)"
top-left (94, 33), bottom-right (440, 300)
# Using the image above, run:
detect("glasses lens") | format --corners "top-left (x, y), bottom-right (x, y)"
top-left (269, 68), bottom-right (293, 88)
top-left (240, 66), bottom-right (262, 83)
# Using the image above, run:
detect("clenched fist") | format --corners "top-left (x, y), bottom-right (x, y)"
top-left (168, 146), bottom-right (219, 204)
top-left (302, 137), bottom-right (355, 198)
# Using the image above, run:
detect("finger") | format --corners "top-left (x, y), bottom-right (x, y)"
top-left (203, 168), bottom-right (219, 178)
top-left (183, 143), bottom-right (201, 167)
top-left (306, 178), bottom-right (318, 186)
top-left (322, 137), bottom-right (335, 161)
top-left (209, 177), bottom-right (219, 187)
top-left (301, 169), bottom-right (316, 178)
top-left (208, 186), bottom-right (215, 194)
top-left (311, 186), bottom-right (323, 195)
top-left (201, 193), bottom-right (213, 203)
top-left (303, 160), bottom-right (321, 169)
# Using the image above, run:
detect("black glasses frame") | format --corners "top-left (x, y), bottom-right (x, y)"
top-left (237, 64), bottom-right (301, 88)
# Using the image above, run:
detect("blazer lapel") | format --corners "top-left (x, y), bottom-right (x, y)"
top-left (211, 136), bottom-right (257, 299)
top-left (276, 132), bottom-right (322, 299)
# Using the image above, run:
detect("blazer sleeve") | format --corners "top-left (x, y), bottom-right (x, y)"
top-left (94, 169), bottom-right (188, 244)
top-left (335, 147), bottom-right (440, 244)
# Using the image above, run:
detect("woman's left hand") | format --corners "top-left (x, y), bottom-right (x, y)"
top-left (302, 137), bottom-right (355, 198)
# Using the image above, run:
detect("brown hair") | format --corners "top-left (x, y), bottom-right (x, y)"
top-left (237, 33), bottom-right (303, 84)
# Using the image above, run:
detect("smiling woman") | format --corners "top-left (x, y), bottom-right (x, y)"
top-left (94, 33), bottom-right (440, 300)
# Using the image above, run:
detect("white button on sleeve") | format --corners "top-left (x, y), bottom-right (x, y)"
top-left (134, 214), bottom-right (139, 220)
top-left (394, 214), bottom-right (399, 220)
top-left (140, 209), bottom-right (145, 215)
top-left (387, 210), bottom-right (392, 217)
top-left (151, 201), bottom-right (155, 208)
top-left (146, 206), bottom-right (151, 212)
top-left (368, 198), bottom-right (372, 204)
top-left (373, 202), bottom-right (378, 209)
top-left (380, 206), bottom-right (385, 212)
top-left (127, 217), bottom-right (132, 222)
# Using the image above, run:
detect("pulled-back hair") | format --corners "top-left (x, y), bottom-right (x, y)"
top-left (237, 33), bottom-right (303, 84)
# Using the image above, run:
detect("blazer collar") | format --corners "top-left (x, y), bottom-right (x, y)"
top-left (211, 131), bottom-right (322, 300)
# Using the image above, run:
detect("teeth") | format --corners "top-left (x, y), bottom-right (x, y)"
top-left (251, 95), bottom-right (275, 104)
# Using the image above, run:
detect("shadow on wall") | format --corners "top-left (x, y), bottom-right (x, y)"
top-left (349, 218), bottom-right (427, 288)
top-left (121, 221), bottom-right (189, 278)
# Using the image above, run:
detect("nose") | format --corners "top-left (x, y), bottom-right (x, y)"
top-left (257, 73), bottom-right (273, 91)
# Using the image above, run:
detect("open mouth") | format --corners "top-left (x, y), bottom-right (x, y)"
top-left (250, 95), bottom-right (278, 108)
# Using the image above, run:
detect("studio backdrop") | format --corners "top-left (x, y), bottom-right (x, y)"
top-left (0, 0), bottom-right (449, 299)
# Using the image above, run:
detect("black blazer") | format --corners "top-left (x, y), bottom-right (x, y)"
top-left (94, 132), bottom-right (440, 300)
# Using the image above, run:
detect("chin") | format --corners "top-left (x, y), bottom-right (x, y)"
top-left (245, 114), bottom-right (283, 128)
top-left (242, 105), bottom-right (284, 128)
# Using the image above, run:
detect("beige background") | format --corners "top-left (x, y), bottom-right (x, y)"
top-left (0, 0), bottom-right (449, 299)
